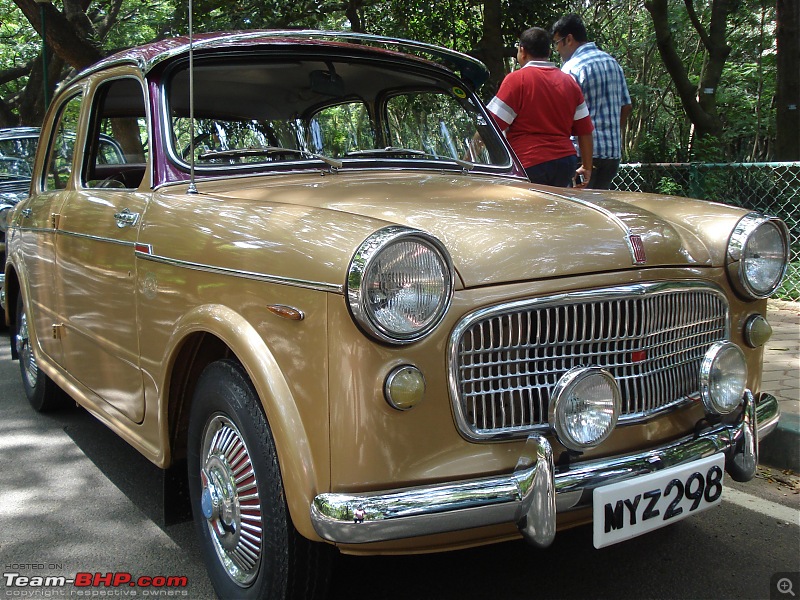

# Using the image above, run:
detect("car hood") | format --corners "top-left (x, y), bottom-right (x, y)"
top-left (210, 171), bottom-right (738, 288)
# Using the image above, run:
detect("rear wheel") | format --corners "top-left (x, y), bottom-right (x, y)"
top-left (187, 359), bottom-right (331, 599)
top-left (15, 294), bottom-right (66, 412)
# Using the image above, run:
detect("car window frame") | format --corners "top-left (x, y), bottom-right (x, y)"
top-left (40, 90), bottom-right (85, 193)
top-left (79, 72), bottom-right (151, 191)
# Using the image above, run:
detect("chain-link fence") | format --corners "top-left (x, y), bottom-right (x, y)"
top-left (613, 162), bottom-right (800, 302)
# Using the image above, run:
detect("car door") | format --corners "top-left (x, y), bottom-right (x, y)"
top-left (55, 74), bottom-right (150, 423)
top-left (18, 92), bottom-right (85, 369)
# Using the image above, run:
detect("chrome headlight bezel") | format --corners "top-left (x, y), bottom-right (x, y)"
top-left (346, 226), bottom-right (454, 345)
top-left (699, 341), bottom-right (747, 415)
top-left (727, 213), bottom-right (789, 300)
top-left (548, 366), bottom-right (621, 452)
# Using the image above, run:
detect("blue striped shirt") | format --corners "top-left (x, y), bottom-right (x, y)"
top-left (562, 42), bottom-right (631, 159)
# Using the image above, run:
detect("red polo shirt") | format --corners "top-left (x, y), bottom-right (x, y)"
top-left (487, 61), bottom-right (593, 168)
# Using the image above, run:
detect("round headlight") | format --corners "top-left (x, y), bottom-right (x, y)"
top-left (347, 227), bottom-right (453, 344)
top-left (728, 214), bottom-right (789, 299)
top-left (699, 341), bottom-right (747, 415)
top-left (549, 367), bottom-right (620, 452)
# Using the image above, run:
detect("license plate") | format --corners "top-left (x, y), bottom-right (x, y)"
top-left (593, 453), bottom-right (725, 548)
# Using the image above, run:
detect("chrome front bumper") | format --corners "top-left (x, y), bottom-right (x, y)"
top-left (311, 391), bottom-right (778, 547)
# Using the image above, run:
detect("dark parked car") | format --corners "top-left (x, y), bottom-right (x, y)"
top-left (1, 127), bottom-right (125, 295)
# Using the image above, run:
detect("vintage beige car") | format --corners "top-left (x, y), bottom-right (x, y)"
top-left (2, 31), bottom-right (790, 599)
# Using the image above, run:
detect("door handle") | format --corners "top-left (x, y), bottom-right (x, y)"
top-left (114, 208), bottom-right (140, 228)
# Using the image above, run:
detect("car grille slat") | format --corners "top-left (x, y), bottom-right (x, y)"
top-left (449, 284), bottom-right (728, 440)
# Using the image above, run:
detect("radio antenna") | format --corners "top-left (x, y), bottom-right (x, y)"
top-left (187, 0), bottom-right (198, 194)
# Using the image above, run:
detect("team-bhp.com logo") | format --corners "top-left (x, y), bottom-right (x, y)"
top-left (3, 572), bottom-right (188, 596)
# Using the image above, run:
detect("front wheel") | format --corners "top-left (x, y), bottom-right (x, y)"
top-left (15, 294), bottom-right (66, 412)
top-left (187, 360), bottom-right (331, 599)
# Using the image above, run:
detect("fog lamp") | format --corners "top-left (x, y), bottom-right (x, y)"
top-left (699, 341), bottom-right (747, 415)
top-left (384, 365), bottom-right (425, 410)
top-left (549, 367), bottom-right (620, 452)
top-left (743, 314), bottom-right (772, 348)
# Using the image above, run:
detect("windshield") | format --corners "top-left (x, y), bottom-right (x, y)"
top-left (165, 54), bottom-right (512, 172)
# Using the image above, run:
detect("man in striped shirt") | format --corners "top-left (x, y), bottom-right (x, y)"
top-left (486, 27), bottom-right (594, 188)
top-left (552, 14), bottom-right (632, 189)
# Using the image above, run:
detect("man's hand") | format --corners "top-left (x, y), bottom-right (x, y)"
top-left (574, 165), bottom-right (591, 188)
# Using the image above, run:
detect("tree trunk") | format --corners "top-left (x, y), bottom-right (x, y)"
top-left (11, 0), bottom-right (107, 124)
top-left (644, 0), bottom-right (730, 141)
top-left (477, 0), bottom-right (505, 97)
top-left (13, 0), bottom-right (103, 71)
top-left (776, 0), bottom-right (800, 160)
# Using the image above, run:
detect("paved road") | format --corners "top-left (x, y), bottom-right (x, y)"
top-left (1, 332), bottom-right (798, 600)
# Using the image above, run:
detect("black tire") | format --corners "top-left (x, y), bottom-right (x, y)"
top-left (187, 359), bottom-right (332, 600)
top-left (15, 294), bottom-right (66, 412)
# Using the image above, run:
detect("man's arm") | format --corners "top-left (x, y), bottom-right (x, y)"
top-left (575, 133), bottom-right (593, 189)
top-left (620, 103), bottom-right (632, 128)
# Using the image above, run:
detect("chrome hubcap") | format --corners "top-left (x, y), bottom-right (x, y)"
top-left (16, 309), bottom-right (38, 389)
top-left (200, 415), bottom-right (263, 586)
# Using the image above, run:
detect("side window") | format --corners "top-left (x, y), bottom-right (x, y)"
top-left (308, 102), bottom-right (374, 156)
top-left (385, 91), bottom-right (491, 162)
top-left (84, 77), bottom-right (148, 189)
top-left (43, 94), bottom-right (83, 191)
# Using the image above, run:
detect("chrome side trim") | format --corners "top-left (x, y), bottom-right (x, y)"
top-left (18, 226), bottom-right (342, 293)
top-left (17, 227), bottom-right (55, 235)
top-left (310, 392), bottom-right (776, 545)
top-left (19, 227), bottom-right (138, 249)
top-left (135, 250), bottom-right (343, 294)
top-left (58, 229), bottom-right (137, 248)
top-left (19, 227), bottom-right (136, 248)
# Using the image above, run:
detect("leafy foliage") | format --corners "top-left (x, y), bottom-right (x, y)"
top-left (0, 0), bottom-right (784, 163)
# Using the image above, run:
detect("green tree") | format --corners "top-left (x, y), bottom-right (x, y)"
top-left (0, 0), bottom-right (787, 164)
top-left (776, 0), bottom-right (799, 160)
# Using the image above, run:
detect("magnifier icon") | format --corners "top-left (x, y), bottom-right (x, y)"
top-left (778, 578), bottom-right (796, 597)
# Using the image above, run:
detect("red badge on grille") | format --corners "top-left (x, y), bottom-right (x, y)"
top-left (631, 350), bottom-right (647, 363)
top-left (629, 234), bottom-right (646, 264)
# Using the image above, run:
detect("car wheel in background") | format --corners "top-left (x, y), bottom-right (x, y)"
top-left (15, 294), bottom-right (67, 412)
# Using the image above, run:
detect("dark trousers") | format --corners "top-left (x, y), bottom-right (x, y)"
top-left (587, 158), bottom-right (620, 190)
top-left (525, 155), bottom-right (578, 187)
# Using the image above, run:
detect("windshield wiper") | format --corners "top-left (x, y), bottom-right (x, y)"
top-left (199, 146), bottom-right (343, 170)
top-left (346, 147), bottom-right (474, 171)
top-left (199, 146), bottom-right (304, 160)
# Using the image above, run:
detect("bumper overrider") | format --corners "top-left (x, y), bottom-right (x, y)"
top-left (311, 391), bottom-right (778, 547)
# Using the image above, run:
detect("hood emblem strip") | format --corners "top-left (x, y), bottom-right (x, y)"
top-left (534, 189), bottom-right (647, 265)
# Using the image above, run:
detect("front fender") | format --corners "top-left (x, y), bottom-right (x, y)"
top-left (163, 303), bottom-right (329, 541)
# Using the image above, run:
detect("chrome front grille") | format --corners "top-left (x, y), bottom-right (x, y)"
top-left (448, 283), bottom-right (728, 440)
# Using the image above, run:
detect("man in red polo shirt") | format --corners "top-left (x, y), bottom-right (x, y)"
top-left (487, 27), bottom-right (594, 187)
